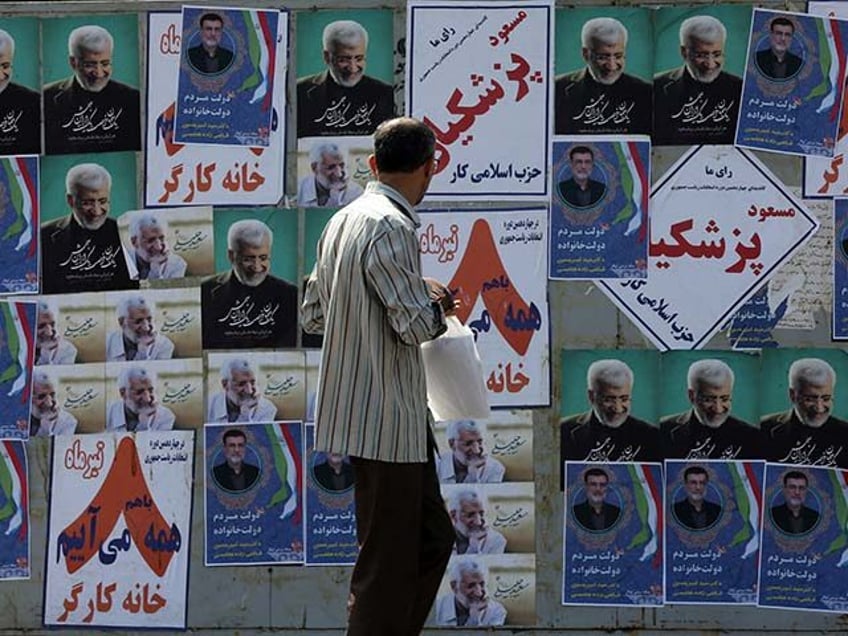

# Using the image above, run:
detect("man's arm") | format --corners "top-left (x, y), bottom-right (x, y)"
top-left (301, 269), bottom-right (325, 335)
top-left (365, 226), bottom-right (448, 346)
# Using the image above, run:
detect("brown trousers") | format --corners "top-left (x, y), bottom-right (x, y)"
top-left (347, 439), bottom-right (454, 635)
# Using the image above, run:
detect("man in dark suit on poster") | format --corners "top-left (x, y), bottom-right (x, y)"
top-left (186, 12), bottom-right (234, 76)
top-left (572, 467), bottom-right (621, 532)
top-left (213, 428), bottom-right (260, 492)
top-left (673, 465), bottom-right (722, 531)
top-left (0, 29), bottom-right (41, 155)
top-left (756, 16), bottom-right (803, 81)
top-left (557, 146), bottom-right (606, 209)
top-left (771, 470), bottom-right (819, 535)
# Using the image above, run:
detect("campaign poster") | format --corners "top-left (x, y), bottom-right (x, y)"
top-left (652, 6), bottom-right (751, 146)
top-left (39, 152), bottom-right (138, 295)
top-left (175, 6), bottom-right (282, 148)
top-left (736, 9), bottom-right (848, 157)
top-left (41, 15), bottom-right (141, 155)
top-left (665, 460), bottom-right (765, 605)
top-left (0, 157), bottom-right (38, 294)
top-left (419, 209), bottom-right (549, 408)
top-left (304, 423), bottom-right (357, 566)
top-left (758, 463), bottom-right (848, 612)
top-left (553, 7), bottom-right (653, 136)
top-left (295, 136), bottom-right (371, 209)
top-left (0, 441), bottom-right (29, 580)
top-left (0, 301), bottom-right (34, 440)
top-left (0, 18), bottom-right (40, 156)
top-left (407, 1), bottom-right (553, 200)
top-left (204, 422), bottom-right (303, 566)
top-left (44, 432), bottom-right (194, 628)
top-left (562, 462), bottom-right (663, 607)
top-left (296, 9), bottom-right (396, 138)
top-left (804, 2), bottom-right (848, 197)
top-left (117, 206), bottom-right (215, 281)
top-left (146, 12), bottom-right (286, 206)
top-left (431, 554), bottom-right (535, 626)
top-left (597, 145), bottom-right (819, 350)
top-left (834, 198), bottom-right (848, 338)
top-left (549, 137), bottom-right (649, 280)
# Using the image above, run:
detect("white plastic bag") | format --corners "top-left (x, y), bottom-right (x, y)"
top-left (420, 316), bottom-right (490, 421)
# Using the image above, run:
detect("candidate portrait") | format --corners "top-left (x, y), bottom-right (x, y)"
top-left (42, 23), bottom-right (141, 154)
top-left (0, 27), bottom-right (41, 155)
top-left (212, 427), bottom-right (261, 493)
top-left (770, 470), bottom-right (819, 536)
top-left (125, 211), bottom-right (188, 280)
top-left (571, 467), bottom-right (621, 533)
top-left (557, 145), bottom-right (606, 210)
top-left (672, 465), bottom-right (722, 531)
top-left (654, 14), bottom-right (742, 146)
top-left (554, 16), bottom-right (651, 135)
top-left (296, 19), bottom-right (394, 137)
top-left (434, 558), bottom-right (507, 627)
top-left (186, 12), bottom-right (234, 76)
top-left (105, 365), bottom-right (176, 432)
top-left (312, 451), bottom-right (354, 492)
top-left (755, 16), bottom-right (803, 82)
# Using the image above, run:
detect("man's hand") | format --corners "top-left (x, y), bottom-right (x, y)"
top-left (424, 277), bottom-right (458, 316)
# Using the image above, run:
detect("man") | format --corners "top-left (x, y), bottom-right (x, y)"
top-left (572, 467), bottom-right (621, 532)
top-left (661, 359), bottom-right (760, 459)
top-left (653, 15), bottom-right (742, 146)
top-left (560, 359), bottom-right (660, 489)
top-left (313, 452), bottom-right (355, 492)
top-left (43, 24), bottom-right (140, 154)
top-left (298, 142), bottom-right (364, 208)
top-left (213, 428), bottom-right (260, 492)
top-left (0, 29), bottom-right (40, 155)
top-left (557, 146), bottom-right (606, 209)
top-left (756, 16), bottom-right (803, 81)
top-left (127, 212), bottom-right (187, 280)
top-left (437, 420), bottom-right (505, 483)
top-left (297, 20), bottom-right (394, 137)
top-left (554, 17), bottom-right (651, 135)
top-left (673, 465), bottom-right (722, 531)
top-left (35, 300), bottom-right (78, 365)
top-left (434, 558), bottom-right (507, 627)
top-left (448, 488), bottom-right (506, 555)
top-left (187, 12), bottom-right (234, 76)
top-left (41, 163), bottom-right (135, 295)
top-left (302, 117), bottom-right (456, 635)
top-left (207, 357), bottom-right (278, 423)
top-left (761, 358), bottom-right (848, 468)
top-left (105, 294), bottom-right (174, 361)
top-left (200, 219), bottom-right (298, 349)
top-left (105, 366), bottom-right (176, 432)
top-left (30, 370), bottom-right (77, 437)
top-left (771, 470), bottom-right (819, 535)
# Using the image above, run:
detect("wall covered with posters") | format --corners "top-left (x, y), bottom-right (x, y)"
top-left (1, 0), bottom-right (847, 633)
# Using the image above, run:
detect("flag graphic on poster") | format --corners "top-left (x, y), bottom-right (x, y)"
top-left (0, 441), bottom-right (28, 580)
top-left (563, 462), bottom-right (663, 606)
top-left (0, 301), bottom-right (35, 440)
top-left (0, 158), bottom-right (37, 294)
top-left (205, 421), bottom-right (304, 566)
top-left (145, 12), bottom-right (286, 206)
top-left (44, 432), bottom-right (194, 628)
top-left (419, 208), bottom-right (549, 408)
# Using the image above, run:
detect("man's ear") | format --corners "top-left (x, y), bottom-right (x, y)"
top-left (367, 154), bottom-right (378, 176)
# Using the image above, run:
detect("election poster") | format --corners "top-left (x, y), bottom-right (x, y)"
top-left (407, 0), bottom-right (553, 200)
top-left (562, 462), bottom-right (663, 607)
top-left (758, 463), bottom-right (848, 612)
top-left (0, 301), bottom-right (34, 440)
top-left (549, 137), bottom-right (649, 280)
top-left (0, 441), bottom-right (29, 580)
top-left (834, 199), bottom-right (848, 339)
top-left (175, 6), bottom-right (282, 148)
top-left (665, 460), bottom-right (765, 605)
top-left (0, 157), bottom-right (38, 294)
top-left (41, 14), bottom-right (141, 155)
top-left (145, 12), bottom-right (286, 206)
top-left (736, 9), bottom-right (848, 158)
top-left (304, 423), bottom-right (357, 566)
top-left (419, 208), bottom-right (549, 408)
top-left (0, 17), bottom-right (41, 156)
top-left (553, 7), bottom-right (653, 136)
top-left (44, 432), bottom-right (194, 628)
top-left (597, 145), bottom-right (819, 350)
top-left (295, 136), bottom-right (372, 209)
top-left (204, 422), bottom-right (303, 566)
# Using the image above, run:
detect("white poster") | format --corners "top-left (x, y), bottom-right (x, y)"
top-left (599, 146), bottom-right (819, 350)
top-left (419, 208), bottom-right (549, 407)
top-left (407, 0), bottom-right (553, 200)
top-left (144, 12), bottom-right (286, 206)
top-left (44, 432), bottom-right (193, 628)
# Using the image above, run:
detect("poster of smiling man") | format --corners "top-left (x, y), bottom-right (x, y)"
top-left (41, 15), bottom-right (141, 156)
top-left (407, 0), bottom-right (553, 201)
top-left (549, 137), bottom-right (649, 280)
top-left (0, 18), bottom-right (41, 156)
top-left (736, 9), bottom-right (848, 157)
top-left (175, 6), bottom-right (283, 148)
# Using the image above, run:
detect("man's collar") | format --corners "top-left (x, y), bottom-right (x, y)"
top-left (366, 181), bottom-right (421, 227)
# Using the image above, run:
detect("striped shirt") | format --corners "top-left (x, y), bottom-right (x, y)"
top-left (302, 181), bottom-right (447, 463)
